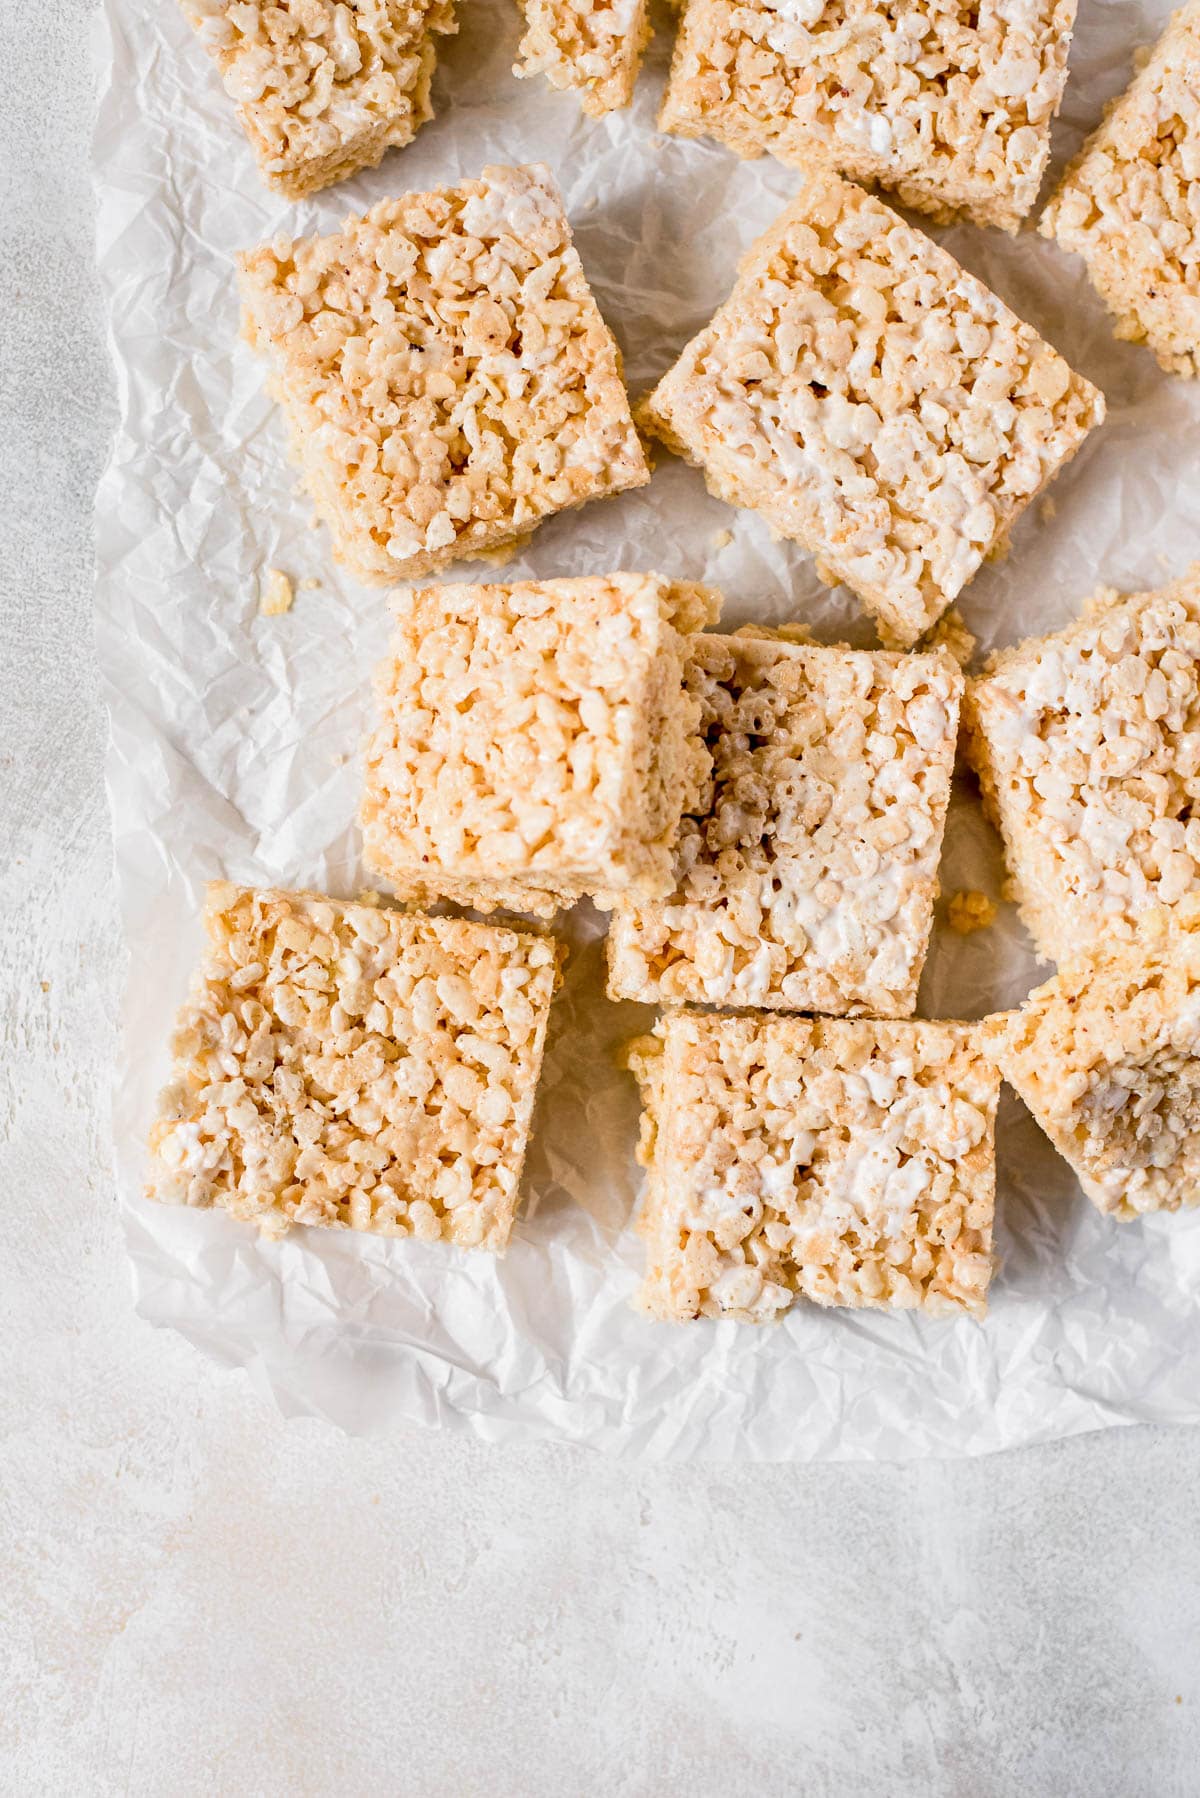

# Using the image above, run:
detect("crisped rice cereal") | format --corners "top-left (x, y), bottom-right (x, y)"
top-left (660, 0), bottom-right (1078, 232)
top-left (146, 883), bottom-right (562, 1249)
top-left (964, 568), bottom-right (1200, 966)
top-left (361, 574), bottom-right (718, 916)
top-left (983, 897), bottom-right (1200, 1217)
top-left (639, 172), bottom-right (1104, 648)
top-left (238, 164), bottom-right (649, 584)
top-left (514, 0), bottom-right (651, 114)
top-left (606, 631), bottom-right (961, 1014)
top-left (1041, 0), bottom-right (1200, 377)
top-left (628, 1010), bottom-right (1000, 1320)
top-left (180, 0), bottom-right (457, 198)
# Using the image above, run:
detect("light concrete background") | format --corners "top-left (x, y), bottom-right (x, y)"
top-left (3, 5), bottom-right (1200, 1794)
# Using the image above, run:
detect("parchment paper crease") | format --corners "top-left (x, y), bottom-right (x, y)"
top-left (94, 0), bottom-right (1200, 1456)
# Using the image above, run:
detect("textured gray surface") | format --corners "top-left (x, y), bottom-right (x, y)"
top-left (3, 4), bottom-right (1200, 1793)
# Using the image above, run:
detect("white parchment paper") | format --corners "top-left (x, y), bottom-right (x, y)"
top-left (94, 0), bottom-right (1200, 1456)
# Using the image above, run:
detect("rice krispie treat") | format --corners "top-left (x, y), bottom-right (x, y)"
top-left (514, 0), bottom-right (651, 115)
top-left (983, 899), bottom-right (1200, 1217)
top-left (659, 0), bottom-right (1077, 232)
top-left (628, 1012), bottom-right (1000, 1321)
top-left (180, 0), bottom-right (456, 200)
top-left (1040, 0), bottom-right (1200, 377)
top-left (361, 575), bottom-right (719, 916)
top-left (238, 165), bottom-right (649, 585)
top-left (965, 569), bottom-right (1200, 967)
top-left (606, 632), bottom-right (962, 1015)
top-left (146, 883), bottom-right (562, 1249)
top-left (640, 173), bottom-right (1105, 649)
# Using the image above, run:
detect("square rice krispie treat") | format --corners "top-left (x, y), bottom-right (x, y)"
top-left (606, 631), bottom-right (962, 1015)
top-left (627, 1012), bottom-right (1000, 1321)
top-left (514, 0), bottom-right (652, 115)
top-left (146, 883), bottom-right (562, 1249)
top-left (659, 0), bottom-right (1078, 233)
top-left (180, 0), bottom-right (456, 200)
top-left (964, 569), bottom-right (1200, 967)
top-left (238, 164), bottom-right (650, 584)
top-left (640, 173), bottom-right (1105, 649)
top-left (983, 899), bottom-right (1200, 1217)
top-left (361, 575), bottom-right (719, 916)
top-left (1040, 0), bottom-right (1200, 377)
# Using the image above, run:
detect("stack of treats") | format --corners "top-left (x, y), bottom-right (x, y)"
top-left (144, 0), bottom-right (1200, 1329)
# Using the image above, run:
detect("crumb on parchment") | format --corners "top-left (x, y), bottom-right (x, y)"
top-left (946, 889), bottom-right (998, 934)
top-left (259, 568), bottom-right (294, 616)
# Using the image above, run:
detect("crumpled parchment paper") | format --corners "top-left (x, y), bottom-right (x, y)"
top-left (94, 0), bottom-right (1200, 1457)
